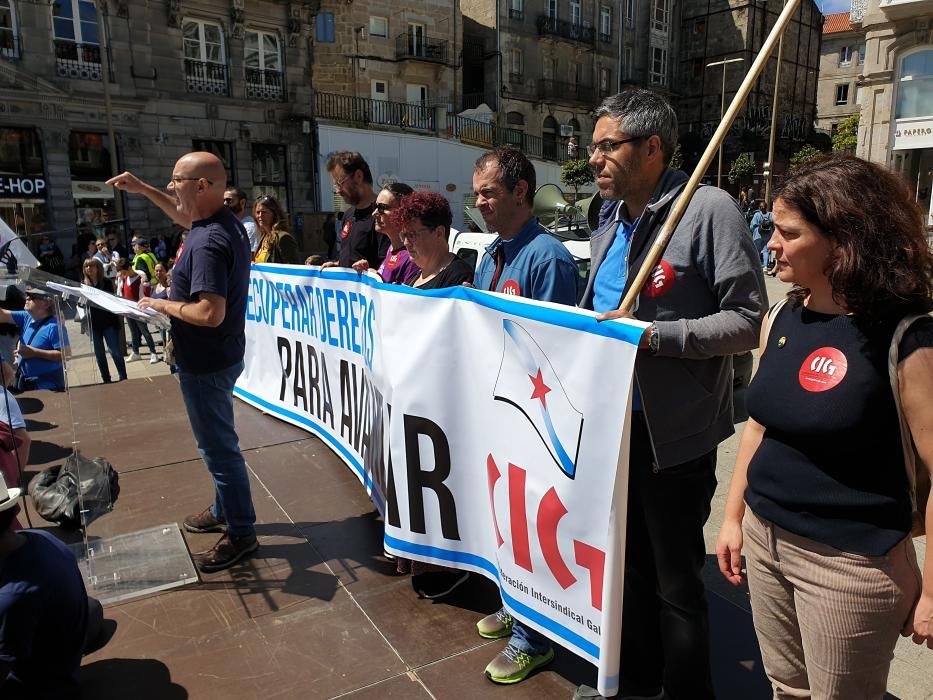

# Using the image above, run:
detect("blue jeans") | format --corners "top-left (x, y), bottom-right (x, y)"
top-left (92, 324), bottom-right (127, 383)
top-left (127, 318), bottom-right (156, 354)
top-left (509, 616), bottom-right (551, 655)
top-left (760, 235), bottom-right (772, 267)
top-left (178, 360), bottom-right (256, 537)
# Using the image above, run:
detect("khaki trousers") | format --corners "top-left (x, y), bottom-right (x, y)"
top-left (743, 508), bottom-right (921, 700)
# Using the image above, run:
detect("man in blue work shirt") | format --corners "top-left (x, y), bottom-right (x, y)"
top-left (471, 146), bottom-right (578, 685)
top-left (473, 147), bottom-right (578, 302)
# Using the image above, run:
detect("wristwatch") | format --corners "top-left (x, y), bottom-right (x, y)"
top-left (648, 324), bottom-right (660, 354)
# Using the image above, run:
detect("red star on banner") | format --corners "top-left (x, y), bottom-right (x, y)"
top-left (529, 368), bottom-right (552, 409)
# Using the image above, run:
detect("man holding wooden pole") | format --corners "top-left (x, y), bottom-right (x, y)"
top-left (574, 89), bottom-right (767, 700)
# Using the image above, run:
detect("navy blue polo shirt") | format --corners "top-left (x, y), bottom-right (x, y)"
top-left (170, 207), bottom-right (251, 374)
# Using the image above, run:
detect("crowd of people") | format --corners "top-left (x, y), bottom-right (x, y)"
top-left (0, 86), bottom-right (931, 700)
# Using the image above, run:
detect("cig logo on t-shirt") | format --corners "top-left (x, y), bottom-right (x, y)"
top-left (501, 280), bottom-right (521, 296)
top-left (798, 347), bottom-right (848, 392)
top-left (643, 260), bottom-right (675, 298)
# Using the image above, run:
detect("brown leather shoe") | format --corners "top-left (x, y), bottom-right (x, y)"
top-left (196, 533), bottom-right (259, 573)
top-left (183, 507), bottom-right (226, 534)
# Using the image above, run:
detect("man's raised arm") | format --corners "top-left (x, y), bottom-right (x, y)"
top-left (106, 171), bottom-right (191, 228)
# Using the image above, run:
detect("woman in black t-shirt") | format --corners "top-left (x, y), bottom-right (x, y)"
top-left (394, 192), bottom-right (473, 291)
top-left (383, 191), bottom-right (472, 599)
top-left (715, 155), bottom-right (933, 698)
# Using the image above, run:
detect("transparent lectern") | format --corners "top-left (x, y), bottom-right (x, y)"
top-left (9, 260), bottom-right (198, 605)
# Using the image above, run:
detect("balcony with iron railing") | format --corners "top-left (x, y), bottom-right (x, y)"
top-left (536, 15), bottom-right (596, 44)
top-left (538, 79), bottom-right (594, 105)
top-left (396, 33), bottom-right (449, 64)
top-left (315, 91), bottom-right (584, 165)
top-left (245, 67), bottom-right (285, 101)
top-left (315, 91), bottom-right (436, 132)
top-left (184, 59), bottom-right (229, 96)
top-left (54, 39), bottom-right (102, 81)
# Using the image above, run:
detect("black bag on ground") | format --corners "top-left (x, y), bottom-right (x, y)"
top-left (28, 453), bottom-right (120, 529)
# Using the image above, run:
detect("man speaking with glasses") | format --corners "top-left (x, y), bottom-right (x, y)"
top-left (107, 152), bottom-right (258, 573)
top-left (572, 90), bottom-right (766, 700)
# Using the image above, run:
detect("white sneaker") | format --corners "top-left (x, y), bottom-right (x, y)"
top-left (149, 353), bottom-right (159, 364)
top-left (126, 351), bottom-right (140, 362)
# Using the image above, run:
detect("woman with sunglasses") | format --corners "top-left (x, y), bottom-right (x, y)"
top-left (351, 182), bottom-right (419, 285)
top-left (253, 195), bottom-right (299, 265)
top-left (82, 258), bottom-right (127, 384)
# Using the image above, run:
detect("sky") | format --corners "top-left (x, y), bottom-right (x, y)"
top-left (820, 0), bottom-right (852, 13)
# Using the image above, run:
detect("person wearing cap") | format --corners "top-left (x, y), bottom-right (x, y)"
top-left (0, 289), bottom-right (69, 392)
top-left (0, 472), bottom-right (106, 697)
top-left (131, 236), bottom-right (158, 283)
top-left (108, 151), bottom-right (257, 573)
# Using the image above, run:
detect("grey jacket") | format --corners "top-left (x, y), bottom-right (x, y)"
top-left (581, 169), bottom-right (767, 469)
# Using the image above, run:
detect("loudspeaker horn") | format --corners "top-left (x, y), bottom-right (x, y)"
top-left (576, 192), bottom-right (605, 233)
top-left (463, 206), bottom-right (488, 233)
top-left (533, 184), bottom-right (579, 224)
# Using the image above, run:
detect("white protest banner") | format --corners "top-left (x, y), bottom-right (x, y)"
top-left (235, 264), bottom-right (644, 696)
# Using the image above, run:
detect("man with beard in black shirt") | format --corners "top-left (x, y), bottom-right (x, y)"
top-left (325, 151), bottom-right (383, 268)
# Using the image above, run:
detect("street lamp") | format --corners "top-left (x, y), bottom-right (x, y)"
top-left (706, 57), bottom-right (745, 189)
top-left (765, 0), bottom-right (789, 207)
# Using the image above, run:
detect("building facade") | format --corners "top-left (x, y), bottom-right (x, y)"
top-left (0, 0), bottom-right (317, 254)
top-left (676, 0), bottom-right (823, 188)
top-left (854, 0), bottom-right (933, 226)
top-left (459, 0), bottom-right (679, 164)
top-left (311, 1), bottom-right (461, 114)
top-left (815, 12), bottom-right (865, 136)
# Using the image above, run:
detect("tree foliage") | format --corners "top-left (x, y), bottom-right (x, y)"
top-left (832, 114), bottom-right (859, 153)
top-left (728, 152), bottom-right (755, 185)
top-left (560, 159), bottom-right (594, 199)
top-left (789, 144), bottom-right (824, 173)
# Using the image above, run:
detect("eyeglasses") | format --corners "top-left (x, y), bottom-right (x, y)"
top-left (374, 202), bottom-right (394, 213)
top-left (586, 136), bottom-right (646, 156)
top-left (401, 227), bottom-right (435, 239)
top-left (24, 294), bottom-right (46, 301)
top-left (170, 176), bottom-right (214, 185)
top-left (332, 173), bottom-right (352, 190)
top-left (223, 197), bottom-right (235, 204)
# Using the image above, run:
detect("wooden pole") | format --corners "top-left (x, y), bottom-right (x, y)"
top-left (618, 0), bottom-right (802, 312)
